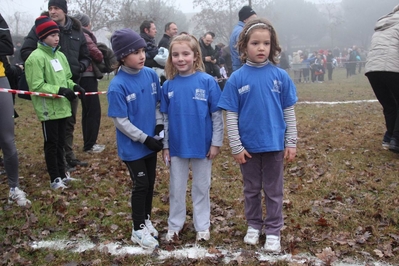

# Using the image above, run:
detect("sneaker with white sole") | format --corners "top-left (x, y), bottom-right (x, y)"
top-left (196, 229), bottom-right (210, 241)
top-left (8, 187), bottom-right (31, 206)
top-left (85, 144), bottom-right (105, 154)
top-left (382, 141), bottom-right (390, 150)
top-left (144, 215), bottom-right (158, 238)
top-left (51, 177), bottom-right (68, 190)
top-left (264, 235), bottom-right (281, 253)
top-left (165, 230), bottom-right (179, 242)
top-left (244, 226), bottom-right (260, 245)
top-left (131, 224), bottom-right (159, 249)
top-left (62, 172), bottom-right (78, 184)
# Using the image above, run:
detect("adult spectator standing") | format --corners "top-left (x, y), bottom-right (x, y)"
top-left (326, 49), bottom-right (335, 81)
top-left (74, 13), bottom-right (105, 154)
top-left (229, 5), bottom-right (257, 72)
top-left (0, 13), bottom-right (31, 206)
top-left (158, 22), bottom-right (178, 49)
top-left (20, 0), bottom-right (91, 171)
top-left (199, 31), bottom-right (221, 79)
top-left (365, 4), bottom-right (399, 152)
top-left (140, 20), bottom-right (162, 69)
top-left (221, 45), bottom-right (232, 75)
top-left (278, 50), bottom-right (290, 71)
top-left (140, 20), bottom-right (165, 84)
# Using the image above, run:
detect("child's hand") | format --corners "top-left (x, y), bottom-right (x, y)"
top-left (284, 147), bottom-right (296, 162)
top-left (162, 149), bottom-right (170, 167)
top-left (206, 146), bottom-right (220, 160)
top-left (232, 149), bottom-right (252, 164)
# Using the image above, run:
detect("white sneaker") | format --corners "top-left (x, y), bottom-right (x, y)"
top-left (8, 187), bottom-right (31, 206)
top-left (165, 230), bottom-right (179, 242)
top-left (131, 224), bottom-right (159, 249)
top-left (196, 229), bottom-right (210, 241)
top-left (51, 177), bottom-right (68, 190)
top-left (264, 235), bottom-right (281, 253)
top-left (86, 144), bottom-right (105, 153)
top-left (244, 226), bottom-right (260, 245)
top-left (382, 141), bottom-right (390, 150)
top-left (145, 215), bottom-right (159, 238)
top-left (62, 172), bottom-right (78, 184)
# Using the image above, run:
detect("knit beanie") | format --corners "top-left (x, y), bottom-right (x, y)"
top-left (74, 12), bottom-right (90, 27)
top-left (48, 0), bottom-right (68, 14)
top-left (239, 6), bottom-right (256, 22)
top-left (35, 16), bottom-right (60, 41)
top-left (111, 28), bottom-right (146, 61)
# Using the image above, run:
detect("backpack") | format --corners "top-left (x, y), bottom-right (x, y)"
top-left (94, 42), bottom-right (117, 74)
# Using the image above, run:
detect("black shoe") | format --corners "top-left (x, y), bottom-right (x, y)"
top-left (67, 159), bottom-right (89, 167)
top-left (388, 138), bottom-right (399, 153)
top-left (65, 164), bottom-right (76, 172)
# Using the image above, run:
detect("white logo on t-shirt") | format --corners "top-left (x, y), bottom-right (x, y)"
top-left (126, 93), bottom-right (136, 102)
top-left (238, 85), bottom-right (250, 94)
top-left (271, 80), bottom-right (282, 93)
top-left (193, 88), bottom-right (207, 101)
top-left (168, 91), bottom-right (174, 99)
top-left (151, 82), bottom-right (157, 95)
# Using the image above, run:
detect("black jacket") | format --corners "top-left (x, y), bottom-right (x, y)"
top-left (199, 38), bottom-right (220, 77)
top-left (21, 16), bottom-right (91, 83)
top-left (0, 14), bottom-right (14, 58)
top-left (158, 34), bottom-right (171, 49)
top-left (140, 33), bottom-right (163, 68)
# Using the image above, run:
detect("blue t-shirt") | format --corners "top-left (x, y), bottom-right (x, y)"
top-left (160, 72), bottom-right (221, 158)
top-left (107, 67), bottom-right (161, 161)
top-left (218, 63), bottom-right (298, 153)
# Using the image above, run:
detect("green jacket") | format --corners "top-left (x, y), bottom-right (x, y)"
top-left (25, 42), bottom-right (76, 121)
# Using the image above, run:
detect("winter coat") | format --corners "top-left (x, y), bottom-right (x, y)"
top-left (0, 14), bottom-right (14, 77)
top-left (21, 16), bottom-right (91, 83)
top-left (158, 34), bottom-right (171, 49)
top-left (365, 9), bottom-right (399, 73)
top-left (25, 42), bottom-right (76, 121)
top-left (1, 56), bottom-right (23, 89)
top-left (199, 38), bottom-right (219, 77)
top-left (81, 28), bottom-right (103, 77)
top-left (140, 32), bottom-right (163, 68)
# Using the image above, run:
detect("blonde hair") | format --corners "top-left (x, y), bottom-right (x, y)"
top-left (237, 18), bottom-right (281, 65)
top-left (164, 34), bottom-right (205, 80)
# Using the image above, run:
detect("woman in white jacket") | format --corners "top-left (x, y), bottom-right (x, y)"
top-left (365, 4), bottom-right (399, 152)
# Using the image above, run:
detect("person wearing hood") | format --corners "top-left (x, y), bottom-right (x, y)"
top-left (20, 0), bottom-right (91, 172)
top-left (365, 4), bottom-right (399, 152)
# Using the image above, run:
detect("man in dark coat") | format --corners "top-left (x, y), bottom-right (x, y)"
top-left (20, 0), bottom-right (91, 171)
top-left (158, 22), bottom-right (178, 49)
top-left (139, 20), bottom-right (163, 69)
top-left (199, 32), bottom-right (221, 79)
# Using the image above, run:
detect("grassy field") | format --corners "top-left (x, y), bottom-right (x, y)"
top-left (1, 67), bottom-right (398, 265)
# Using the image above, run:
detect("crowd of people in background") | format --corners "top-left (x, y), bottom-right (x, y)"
top-left (277, 45), bottom-right (367, 83)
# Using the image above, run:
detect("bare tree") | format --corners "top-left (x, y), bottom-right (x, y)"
top-left (318, 0), bottom-right (344, 48)
top-left (68, 0), bottom-right (122, 31)
top-left (4, 12), bottom-right (34, 38)
top-left (192, 0), bottom-right (247, 43)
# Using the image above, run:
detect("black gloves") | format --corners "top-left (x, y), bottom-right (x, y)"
top-left (73, 85), bottom-right (86, 100)
top-left (58, 87), bottom-right (76, 101)
top-left (144, 136), bottom-right (163, 152)
top-left (155, 124), bottom-right (164, 136)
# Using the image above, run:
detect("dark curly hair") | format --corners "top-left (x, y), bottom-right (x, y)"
top-left (237, 18), bottom-right (281, 65)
